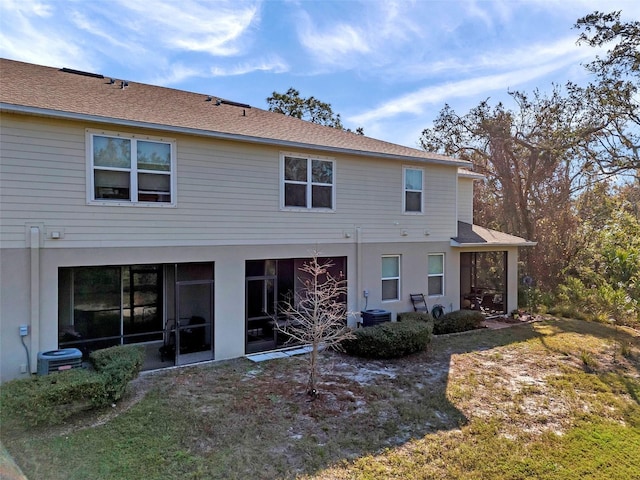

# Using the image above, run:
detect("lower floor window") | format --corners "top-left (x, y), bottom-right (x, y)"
top-left (58, 263), bottom-right (215, 363)
top-left (382, 255), bottom-right (400, 301)
top-left (428, 254), bottom-right (444, 296)
top-left (58, 265), bottom-right (164, 351)
top-left (245, 257), bottom-right (347, 354)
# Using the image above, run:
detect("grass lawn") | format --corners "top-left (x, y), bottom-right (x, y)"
top-left (2, 317), bottom-right (639, 479)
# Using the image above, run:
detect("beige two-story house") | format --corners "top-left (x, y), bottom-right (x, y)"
top-left (0, 59), bottom-right (535, 381)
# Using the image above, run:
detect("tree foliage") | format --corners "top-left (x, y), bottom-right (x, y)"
top-left (419, 11), bottom-right (639, 296)
top-left (560, 184), bottom-right (640, 325)
top-left (420, 87), bottom-right (597, 287)
top-left (267, 87), bottom-right (364, 134)
top-left (575, 11), bottom-right (640, 179)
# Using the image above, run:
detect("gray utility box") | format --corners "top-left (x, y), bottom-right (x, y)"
top-left (361, 309), bottom-right (391, 327)
top-left (37, 348), bottom-right (83, 375)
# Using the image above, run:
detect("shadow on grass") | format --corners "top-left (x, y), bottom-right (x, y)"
top-left (4, 318), bottom-right (638, 480)
top-left (533, 318), bottom-right (640, 403)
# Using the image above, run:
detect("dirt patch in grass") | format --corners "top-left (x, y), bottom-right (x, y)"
top-left (3, 317), bottom-right (639, 480)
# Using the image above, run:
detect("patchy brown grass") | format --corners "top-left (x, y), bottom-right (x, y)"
top-left (2, 317), bottom-right (639, 480)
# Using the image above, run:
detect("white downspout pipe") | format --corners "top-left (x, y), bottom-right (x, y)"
top-left (29, 226), bottom-right (41, 373)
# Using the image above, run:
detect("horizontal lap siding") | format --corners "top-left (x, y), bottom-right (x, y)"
top-left (457, 178), bottom-right (474, 224)
top-left (1, 114), bottom-right (459, 248)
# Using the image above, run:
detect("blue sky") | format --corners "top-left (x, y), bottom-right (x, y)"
top-left (1, 0), bottom-right (638, 148)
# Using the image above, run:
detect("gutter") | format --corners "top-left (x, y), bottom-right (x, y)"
top-left (450, 240), bottom-right (538, 248)
top-left (0, 103), bottom-right (471, 168)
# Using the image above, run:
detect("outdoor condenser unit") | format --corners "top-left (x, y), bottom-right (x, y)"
top-left (361, 309), bottom-right (392, 327)
top-left (37, 348), bottom-right (83, 375)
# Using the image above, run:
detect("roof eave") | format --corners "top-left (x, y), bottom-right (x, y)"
top-left (450, 240), bottom-right (538, 248)
top-left (1, 103), bottom-right (471, 167)
top-left (457, 171), bottom-right (485, 180)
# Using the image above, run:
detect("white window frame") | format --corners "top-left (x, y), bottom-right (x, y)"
top-left (403, 166), bottom-right (424, 214)
top-left (428, 253), bottom-right (445, 297)
top-left (381, 255), bottom-right (401, 302)
top-left (280, 152), bottom-right (335, 211)
top-left (86, 129), bottom-right (177, 207)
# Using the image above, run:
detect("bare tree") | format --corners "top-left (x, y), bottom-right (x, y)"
top-left (273, 254), bottom-right (355, 399)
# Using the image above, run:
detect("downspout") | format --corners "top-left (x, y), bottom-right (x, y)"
top-left (29, 226), bottom-right (41, 373)
top-left (356, 227), bottom-right (363, 314)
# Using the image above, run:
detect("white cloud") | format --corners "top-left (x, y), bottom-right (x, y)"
top-left (68, 10), bottom-right (138, 53)
top-left (297, 14), bottom-right (370, 64)
top-left (1, 0), bottom-right (52, 17)
top-left (112, 0), bottom-right (260, 56)
top-left (210, 57), bottom-right (289, 76)
top-left (293, 2), bottom-right (429, 68)
top-left (151, 64), bottom-right (207, 86)
top-left (398, 35), bottom-right (594, 80)
top-left (350, 60), bottom-right (576, 124)
top-left (0, 0), bottom-right (94, 69)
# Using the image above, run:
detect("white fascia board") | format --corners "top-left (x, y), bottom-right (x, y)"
top-left (457, 171), bottom-right (485, 180)
top-left (450, 240), bottom-right (538, 247)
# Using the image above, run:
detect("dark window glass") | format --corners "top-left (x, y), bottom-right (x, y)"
top-left (312, 185), bottom-right (332, 208)
top-left (285, 183), bottom-right (307, 207)
top-left (382, 279), bottom-right (399, 301)
top-left (405, 191), bottom-right (422, 212)
top-left (284, 157), bottom-right (307, 181)
top-left (312, 160), bottom-right (332, 184)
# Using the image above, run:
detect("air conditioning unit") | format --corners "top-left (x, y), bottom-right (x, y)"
top-left (361, 309), bottom-right (392, 327)
top-left (37, 348), bottom-right (83, 375)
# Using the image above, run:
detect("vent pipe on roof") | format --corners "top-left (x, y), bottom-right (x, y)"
top-left (60, 67), bottom-right (104, 79)
top-left (213, 98), bottom-right (251, 109)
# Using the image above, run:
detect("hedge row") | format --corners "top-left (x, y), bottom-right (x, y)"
top-left (342, 319), bottom-right (433, 359)
top-left (433, 309), bottom-right (485, 334)
top-left (90, 344), bottom-right (145, 401)
top-left (1, 344), bottom-right (144, 427)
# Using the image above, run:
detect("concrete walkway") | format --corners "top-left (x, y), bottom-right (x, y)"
top-left (482, 315), bottom-right (541, 330)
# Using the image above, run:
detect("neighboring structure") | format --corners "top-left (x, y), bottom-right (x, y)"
top-left (0, 59), bottom-right (535, 381)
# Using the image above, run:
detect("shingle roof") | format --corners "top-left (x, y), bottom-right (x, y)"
top-left (0, 58), bottom-right (469, 166)
top-left (451, 222), bottom-right (536, 247)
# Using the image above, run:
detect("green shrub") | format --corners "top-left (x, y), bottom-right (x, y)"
top-left (433, 310), bottom-right (484, 335)
top-left (90, 345), bottom-right (145, 401)
top-left (0, 369), bottom-right (109, 426)
top-left (342, 320), bottom-right (433, 359)
top-left (1, 345), bottom-right (145, 427)
top-left (396, 311), bottom-right (434, 323)
top-left (547, 304), bottom-right (591, 321)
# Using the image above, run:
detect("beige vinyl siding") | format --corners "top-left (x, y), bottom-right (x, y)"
top-left (1, 114), bottom-right (460, 249)
top-left (458, 177), bottom-right (474, 224)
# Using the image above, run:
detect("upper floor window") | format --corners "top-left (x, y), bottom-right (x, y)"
top-left (428, 253), bottom-right (445, 296)
top-left (403, 167), bottom-right (423, 213)
top-left (87, 129), bottom-right (176, 206)
top-left (382, 255), bottom-right (401, 301)
top-left (282, 154), bottom-right (334, 210)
